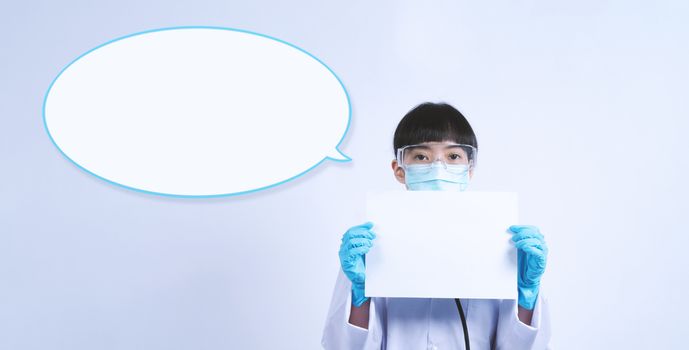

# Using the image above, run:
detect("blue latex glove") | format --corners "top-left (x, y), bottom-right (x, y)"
top-left (338, 221), bottom-right (376, 307)
top-left (509, 225), bottom-right (548, 310)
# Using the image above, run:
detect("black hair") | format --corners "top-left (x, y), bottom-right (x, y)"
top-left (393, 102), bottom-right (478, 156)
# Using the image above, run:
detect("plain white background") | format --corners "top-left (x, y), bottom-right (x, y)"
top-left (1, 1), bottom-right (688, 349)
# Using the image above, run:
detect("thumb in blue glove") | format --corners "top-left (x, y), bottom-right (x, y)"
top-left (338, 221), bottom-right (376, 307)
top-left (509, 225), bottom-right (548, 310)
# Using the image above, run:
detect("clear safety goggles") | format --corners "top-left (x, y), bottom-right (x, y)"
top-left (396, 142), bottom-right (477, 174)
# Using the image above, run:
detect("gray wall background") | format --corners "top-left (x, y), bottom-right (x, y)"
top-left (2, 0), bottom-right (687, 349)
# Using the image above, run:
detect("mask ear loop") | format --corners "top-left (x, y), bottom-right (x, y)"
top-left (396, 147), bottom-right (405, 171)
top-left (470, 147), bottom-right (478, 171)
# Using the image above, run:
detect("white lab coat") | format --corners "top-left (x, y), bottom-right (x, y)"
top-left (321, 269), bottom-right (552, 349)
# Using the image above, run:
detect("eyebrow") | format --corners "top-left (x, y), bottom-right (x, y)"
top-left (409, 145), bottom-right (464, 150)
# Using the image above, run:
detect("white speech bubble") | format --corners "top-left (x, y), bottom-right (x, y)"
top-left (43, 26), bottom-right (351, 197)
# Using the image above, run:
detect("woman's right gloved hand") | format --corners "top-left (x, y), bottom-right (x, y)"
top-left (338, 221), bottom-right (376, 307)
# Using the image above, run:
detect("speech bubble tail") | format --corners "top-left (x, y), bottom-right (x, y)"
top-left (326, 149), bottom-right (352, 162)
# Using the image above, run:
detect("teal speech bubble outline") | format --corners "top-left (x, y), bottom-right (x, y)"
top-left (42, 25), bottom-right (352, 198)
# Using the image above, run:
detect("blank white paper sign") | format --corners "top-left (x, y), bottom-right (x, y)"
top-left (364, 190), bottom-right (518, 300)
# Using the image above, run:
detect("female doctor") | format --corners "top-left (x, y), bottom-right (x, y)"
top-left (321, 102), bottom-right (552, 349)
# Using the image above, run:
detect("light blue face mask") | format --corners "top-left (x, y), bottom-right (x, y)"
top-left (404, 161), bottom-right (470, 191)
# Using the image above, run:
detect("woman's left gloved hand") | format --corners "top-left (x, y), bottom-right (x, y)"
top-left (508, 225), bottom-right (548, 310)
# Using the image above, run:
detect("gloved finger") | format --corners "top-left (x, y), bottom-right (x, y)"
top-left (520, 244), bottom-right (546, 258)
top-left (340, 238), bottom-right (369, 254)
top-left (511, 230), bottom-right (545, 243)
top-left (355, 221), bottom-right (375, 233)
top-left (345, 237), bottom-right (374, 250)
top-left (526, 237), bottom-right (548, 252)
top-left (342, 225), bottom-right (376, 243)
top-left (344, 246), bottom-right (371, 260)
top-left (509, 225), bottom-right (543, 236)
top-left (514, 238), bottom-right (545, 252)
top-left (510, 228), bottom-right (543, 243)
top-left (515, 241), bottom-right (545, 255)
top-left (342, 232), bottom-right (376, 249)
top-left (509, 224), bottom-right (540, 232)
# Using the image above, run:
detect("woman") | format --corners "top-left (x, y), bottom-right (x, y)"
top-left (321, 102), bottom-right (552, 349)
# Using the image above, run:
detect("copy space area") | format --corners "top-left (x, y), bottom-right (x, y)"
top-left (365, 190), bottom-right (519, 300)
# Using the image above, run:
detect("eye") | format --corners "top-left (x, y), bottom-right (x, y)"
top-left (449, 153), bottom-right (462, 160)
top-left (414, 154), bottom-right (428, 160)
